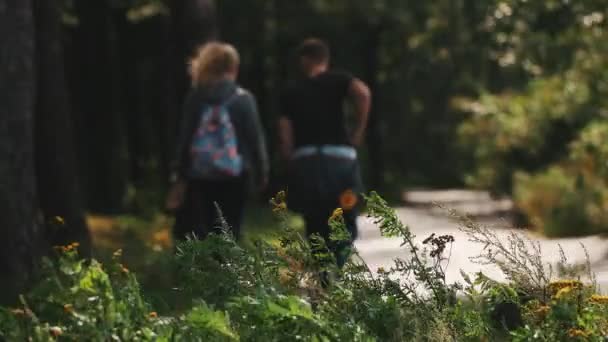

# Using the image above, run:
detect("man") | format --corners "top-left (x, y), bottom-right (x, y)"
top-left (278, 38), bottom-right (371, 267)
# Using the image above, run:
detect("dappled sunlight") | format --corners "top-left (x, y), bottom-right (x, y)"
top-left (87, 214), bottom-right (172, 252)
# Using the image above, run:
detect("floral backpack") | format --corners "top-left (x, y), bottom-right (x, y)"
top-left (189, 88), bottom-right (244, 179)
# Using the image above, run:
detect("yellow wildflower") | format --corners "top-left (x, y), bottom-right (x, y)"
top-left (549, 280), bottom-right (583, 292)
top-left (534, 305), bottom-right (550, 319)
top-left (152, 229), bottom-right (171, 249)
top-left (49, 326), bottom-right (63, 337)
top-left (568, 328), bottom-right (590, 338)
top-left (329, 208), bottom-right (344, 223)
top-left (274, 190), bottom-right (286, 203)
top-left (63, 304), bottom-right (74, 314)
top-left (52, 242), bottom-right (81, 253)
top-left (590, 294), bottom-right (608, 304)
top-left (554, 286), bottom-right (573, 299)
top-left (270, 191), bottom-right (288, 213)
top-left (272, 202), bottom-right (287, 213)
top-left (53, 246), bottom-right (67, 253)
top-left (278, 270), bottom-right (293, 286)
top-left (59, 242), bottom-right (80, 252)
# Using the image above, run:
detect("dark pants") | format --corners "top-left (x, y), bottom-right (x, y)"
top-left (288, 154), bottom-right (363, 267)
top-left (173, 176), bottom-right (247, 241)
top-left (303, 208), bottom-right (359, 267)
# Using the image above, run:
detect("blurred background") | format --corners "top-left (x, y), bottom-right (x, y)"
top-left (2, 0), bottom-right (608, 302)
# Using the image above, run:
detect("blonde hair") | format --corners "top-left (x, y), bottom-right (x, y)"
top-left (189, 42), bottom-right (240, 86)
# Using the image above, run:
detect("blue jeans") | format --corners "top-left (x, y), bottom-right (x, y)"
top-left (288, 151), bottom-right (363, 266)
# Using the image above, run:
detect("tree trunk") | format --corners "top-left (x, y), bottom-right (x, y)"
top-left (0, 0), bottom-right (43, 303)
top-left (365, 25), bottom-right (386, 190)
top-left (72, 0), bottom-right (126, 213)
top-left (115, 14), bottom-right (144, 186)
top-left (167, 0), bottom-right (218, 159)
top-left (32, 0), bottom-right (91, 255)
top-left (117, 14), bottom-right (174, 191)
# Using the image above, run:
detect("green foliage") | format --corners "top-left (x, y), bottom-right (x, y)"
top-left (510, 121), bottom-right (608, 237)
top-left (0, 244), bottom-right (165, 341)
top-left (56, 0), bottom-right (608, 214)
top-left (228, 295), bottom-right (332, 341)
top-left (570, 121), bottom-right (608, 180)
top-left (515, 121), bottom-right (608, 236)
top-left (511, 281), bottom-right (608, 341)
top-left (459, 2), bottom-right (608, 236)
top-left (180, 304), bottom-right (237, 341)
top-left (459, 72), bottom-right (591, 193)
top-left (173, 232), bottom-right (283, 308)
top-left (2, 193), bottom-right (608, 341)
top-left (513, 166), bottom-right (608, 237)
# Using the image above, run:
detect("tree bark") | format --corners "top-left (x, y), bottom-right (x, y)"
top-left (365, 25), bottom-right (386, 190)
top-left (72, 0), bottom-right (126, 213)
top-left (0, 0), bottom-right (43, 303)
top-left (32, 0), bottom-right (91, 255)
top-left (168, 0), bottom-right (218, 158)
top-left (117, 14), bottom-right (174, 189)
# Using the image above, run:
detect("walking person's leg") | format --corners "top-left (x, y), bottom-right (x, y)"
top-left (173, 181), bottom-right (205, 241)
top-left (304, 207), bottom-right (356, 268)
top-left (320, 155), bottom-right (363, 267)
top-left (198, 181), bottom-right (217, 239)
top-left (302, 207), bottom-right (334, 287)
top-left (197, 176), bottom-right (247, 240)
top-left (213, 176), bottom-right (247, 240)
top-left (303, 208), bottom-right (332, 241)
top-left (303, 206), bottom-right (353, 265)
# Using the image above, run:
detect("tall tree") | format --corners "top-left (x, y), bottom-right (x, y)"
top-left (169, 0), bottom-right (218, 100)
top-left (71, 0), bottom-right (127, 213)
top-left (33, 0), bottom-right (91, 254)
top-left (167, 0), bottom-right (218, 156)
top-left (0, 0), bottom-right (43, 303)
top-left (364, 24), bottom-right (386, 190)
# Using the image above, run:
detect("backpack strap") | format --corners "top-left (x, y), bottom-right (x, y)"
top-left (222, 87), bottom-right (246, 107)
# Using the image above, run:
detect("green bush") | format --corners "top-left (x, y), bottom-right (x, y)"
top-left (458, 8), bottom-right (608, 236)
top-left (1, 193), bottom-right (608, 341)
top-left (514, 169), bottom-right (608, 237)
top-left (458, 71), bottom-right (592, 195)
top-left (513, 121), bottom-right (608, 236)
top-left (570, 121), bottom-right (608, 180)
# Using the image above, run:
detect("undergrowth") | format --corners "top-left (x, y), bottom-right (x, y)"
top-left (1, 192), bottom-right (607, 341)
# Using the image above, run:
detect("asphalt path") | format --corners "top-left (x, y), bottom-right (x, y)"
top-left (354, 190), bottom-right (608, 292)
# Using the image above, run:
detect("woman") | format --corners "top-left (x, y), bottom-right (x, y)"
top-left (168, 42), bottom-right (269, 241)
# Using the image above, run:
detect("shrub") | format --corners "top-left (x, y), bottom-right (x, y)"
top-left (513, 121), bottom-right (608, 236)
top-left (458, 72), bottom-right (592, 195)
top-left (513, 167), bottom-right (607, 236)
top-left (1, 192), bottom-right (607, 341)
top-left (458, 13), bottom-right (608, 236)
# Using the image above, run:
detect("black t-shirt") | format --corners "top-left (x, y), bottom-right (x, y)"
top-left (281, 71), bottom-right (353, 147)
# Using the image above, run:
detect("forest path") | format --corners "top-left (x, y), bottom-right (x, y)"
top-left (355, 190), bottom-right (608, 292)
